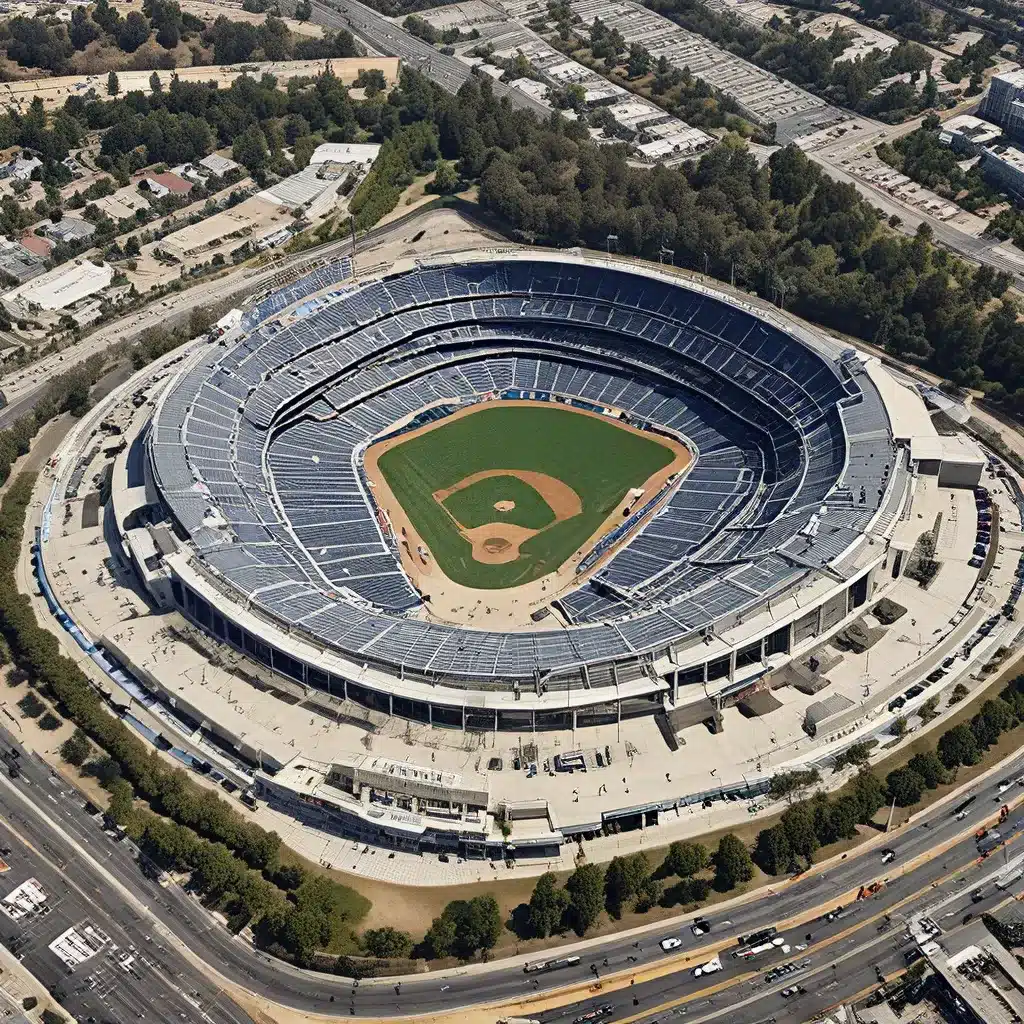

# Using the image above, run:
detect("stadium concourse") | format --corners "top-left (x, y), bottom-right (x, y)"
top-left (27, 244), bottom-right (1024, 880)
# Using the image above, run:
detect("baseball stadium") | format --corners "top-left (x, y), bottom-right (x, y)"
top-left (144, 249), bottom-right (906, 732)
top-left (37, 229), bottom-right (1021, 865)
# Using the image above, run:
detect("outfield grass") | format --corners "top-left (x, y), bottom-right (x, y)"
top-left (443, 474), bottom-right (555, 531)
top-left (376, 405), bottom-right (674, 588)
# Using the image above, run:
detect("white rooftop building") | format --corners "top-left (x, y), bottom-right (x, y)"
top-left (3, 259), bottom-right (113, 314)
top-left (307, 142), bottom-right (381, 167)
top-left (939, 113), bottom-right (1002, 154)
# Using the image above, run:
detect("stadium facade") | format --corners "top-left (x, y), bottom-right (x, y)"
top-left (141, 251), bottom-right (912, 735)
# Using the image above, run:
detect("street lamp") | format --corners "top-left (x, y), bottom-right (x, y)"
top-left (702, 251), bottom-right (709, 276)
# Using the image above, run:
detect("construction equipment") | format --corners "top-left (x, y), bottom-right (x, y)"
top-left (857, 881), bottom-right (885, 900)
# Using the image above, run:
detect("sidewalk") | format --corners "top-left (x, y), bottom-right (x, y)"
top-left (0, 942), bottom-right (77, 1024)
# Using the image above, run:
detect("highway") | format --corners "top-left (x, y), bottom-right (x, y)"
top-left (0, 748), bottom-right (256, 1024)
top-left (4, 709), bottom-right (1024, 1022)
top-left (309, 0), bottom-right (552, 118)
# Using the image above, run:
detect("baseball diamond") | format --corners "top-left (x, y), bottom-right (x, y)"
top-left (369, 403), bottom-right (680, 588)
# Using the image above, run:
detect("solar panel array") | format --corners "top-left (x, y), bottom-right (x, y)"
top-left (149, 257), bottom-right (898, 684)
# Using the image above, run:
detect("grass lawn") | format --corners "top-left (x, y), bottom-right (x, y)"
top-left (443, 474), bottom-right (555, 530)
top-left (376, 404), bottom-right (674, 588)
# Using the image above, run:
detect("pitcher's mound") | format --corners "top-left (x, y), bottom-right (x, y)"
top-left (483, 537), bottom-right (511, 554)
top-left (494, 500), bottom-right (516, 512)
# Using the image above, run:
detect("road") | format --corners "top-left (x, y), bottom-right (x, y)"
top-left (0, 751), bottom-right (256, 1024)
top-left (4, 708), bottom-right (1024, 1022)
top-left (803, 108), bottom-right (1024, 289)
top-left (310, 0), bottom-right (552, 118)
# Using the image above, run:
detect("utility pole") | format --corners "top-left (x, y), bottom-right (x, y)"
top-left (885, 796), bottom-right (896, 833)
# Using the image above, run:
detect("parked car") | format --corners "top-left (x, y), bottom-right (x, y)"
top-left (660, 937), bottom-right (682, 951)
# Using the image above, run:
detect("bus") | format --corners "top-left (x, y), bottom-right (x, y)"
top-left (523, 955), bottom-right (581, 974)
top-left (953, 795), bottom-right (977, 820)
top-left (736, 926), bottom-right (777, 949)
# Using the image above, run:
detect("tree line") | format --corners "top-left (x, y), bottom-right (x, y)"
top-left (0, 471), bottom-right (374, 962)
top-left (358, 70), bottom-right (1019, 401)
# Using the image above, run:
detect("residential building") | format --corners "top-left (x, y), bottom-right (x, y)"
top-left (0, 237), bottom-right (45, 284)
top-left (42, 217), bottom-right (95, 245)
top-left (140, 172), bottom-right (193, 198)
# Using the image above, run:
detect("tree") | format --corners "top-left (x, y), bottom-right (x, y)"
top-left (423, 912), bottom-right (457, 958)
top-left (847, 770), bottom-right (886, 822)
top-left (604, 852), bottom-right (650, 917)
top-left (627, 43), bottom-right (651, 78)
top-left (431, 159), bottom-right (458, 195)
top-left (566, 862), bottom-right (605, 934)
top-left (949, 682), bottom-right (969, 705)
top-left (150, 71), bottom-right (163, 94)
top-left (107, 70), bottom-right (119, 96)
top-left (781, 802), bottom-right (819, 863)
top-left (107, 779), bottom-right (134, 824)
top-left (60, 728), bottom-right (92, 766)
top-left (233, 125), bottom-right (269, 175)
top-left (527, 872), bottom-right (569, 938)
top-left (713, 834), bottom-right (754, 892)
top-left (663, 840), bottom-right (707, 878)
top-left (17, 692), bottom-right (44, 718)
top-left (971, 698), bottom-right (1015, 749)
top-left (891, 714), bottom-right (908, 739)
top-left (754, 824), bottom-right (792, 875)
top-left (118, 11), bottom-right (151, 53)
top-left (39, 711), bottom-right (62, 732)
top-left (355, 68), bottom-right (386, 96)
top-left (886, 766), bottom-right (925, 807)
top-left (938, 723), bottom-right (980, 769)
top-left (294, 0), bottom-right (312, 19)
top-left (156, 21), bottom-right (179, 48)
top-left (70, 9), bottom-right (100, 50)
top-left (424, 896), bottom-right (501, 959)
top-left (124, 236), bottom-right (141, 257)
top-left (769, 145), bottom-right (820, 206)
top-left (362, 926), bottom-right (412, 959)
top-left (908, 750), bottom-right (949, 790)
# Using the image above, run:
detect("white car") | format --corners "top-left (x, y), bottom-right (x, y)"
top-left (693, 955), bottom-right (722, 977)
top-left (660, 936), bottom-right (682, 951)
top-left (998, 779), bottom-right (1013, 795)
